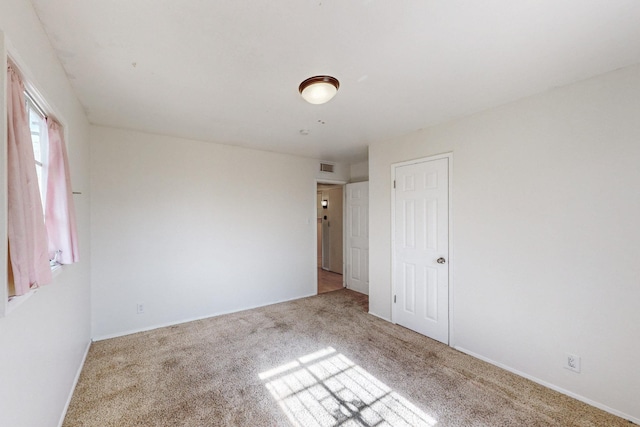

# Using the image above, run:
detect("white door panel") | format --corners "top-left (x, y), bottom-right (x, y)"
top-left (346, 182), bottom-right (369, 295)
top-left (394, 158), bottom-right (449, 344)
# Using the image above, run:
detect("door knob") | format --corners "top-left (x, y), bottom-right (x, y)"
top-left (436, 257), bottom-right (446, 264)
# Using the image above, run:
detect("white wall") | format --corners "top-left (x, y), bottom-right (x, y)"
top-left (91, 126), bottom-right (346, 339)
top-left (0, 1), bottom-right (92, 426)
top-left (0, 31), bottom-right (7, 316)
top-left (369, 64), bottom-right (640, 421)
top-left (349, 159), bottom-right (369, 182)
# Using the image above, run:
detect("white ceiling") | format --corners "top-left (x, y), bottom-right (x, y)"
top-left (31, 0), bottom-right (640, 163)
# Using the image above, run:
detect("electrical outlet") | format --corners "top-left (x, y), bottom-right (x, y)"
top-left (136, 303), bottom-right (144, 315)
top-left (565, 354), bottom-right (581, 373)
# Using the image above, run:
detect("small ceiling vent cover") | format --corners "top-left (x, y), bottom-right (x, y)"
top-left (320, 163), bottom-right (335, 173)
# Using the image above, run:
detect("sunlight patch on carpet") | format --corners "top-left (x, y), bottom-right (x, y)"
top-left (259, 347), bottom-right (438, 427)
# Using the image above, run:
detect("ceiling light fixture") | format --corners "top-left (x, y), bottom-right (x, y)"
top-left (299, 75), bottom-right (340, 105)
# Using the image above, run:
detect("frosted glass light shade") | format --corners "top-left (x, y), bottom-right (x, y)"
top-left (299, 76), bottom-right (339, 105)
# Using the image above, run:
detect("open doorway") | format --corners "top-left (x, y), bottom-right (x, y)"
top-left (317, 183), bottom-right (344, 294)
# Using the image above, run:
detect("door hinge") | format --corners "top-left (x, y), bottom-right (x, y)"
top-left (394, 295), bottom-right (396, 303)
top-left (393, 180), bottom-right (396, 189)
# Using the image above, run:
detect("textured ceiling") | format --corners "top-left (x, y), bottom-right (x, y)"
top-left (31, 0), bottom-right (640, 163)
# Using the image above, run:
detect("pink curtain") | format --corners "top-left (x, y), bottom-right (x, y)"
top-left (45, 119), bottom-right (79, 264)
top-left (7, 66), bottom-right (52, 295)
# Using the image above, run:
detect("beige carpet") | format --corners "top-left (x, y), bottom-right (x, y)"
top-left (64, 290), bottom-right (629, 426)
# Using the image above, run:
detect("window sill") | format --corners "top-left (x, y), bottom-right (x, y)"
top-left (7, 288), bottom-right (38, 314)
top-left (51, 263), bottom-right (63, 276)
top-left (5, 265), bottom-right (64, 315)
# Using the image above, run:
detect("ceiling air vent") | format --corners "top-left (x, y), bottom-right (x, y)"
top-left (320, 163), bottom-right (335, 173)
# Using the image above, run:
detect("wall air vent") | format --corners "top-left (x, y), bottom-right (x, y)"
top-left (320, 163), bottom-right (335, 173)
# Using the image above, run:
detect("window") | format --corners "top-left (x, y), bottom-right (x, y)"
top-left (5, 61), bottom-right (80, 311)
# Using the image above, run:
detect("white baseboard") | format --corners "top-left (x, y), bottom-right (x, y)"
top-left (454, 346), bottom-right (639, 425)
top-left (58, 339), bottom-right (92, 427)
top-left (92, 292), bottom-right (317, 342)
top-left (368, 310), bottom-right (391, 322)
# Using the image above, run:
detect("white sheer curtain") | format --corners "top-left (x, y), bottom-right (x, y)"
top-left (45, 119), bottom-right (79, 264)
top-left (6, 66), bottom-right (52, 295)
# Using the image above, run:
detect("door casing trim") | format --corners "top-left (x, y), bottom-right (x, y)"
top-left (315, 179), bottom-right (347, 293)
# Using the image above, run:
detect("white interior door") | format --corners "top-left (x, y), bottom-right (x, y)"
top-left (346, 182), bottom-right (369, 295)
top-left (393, 157), bottom-right (449, 344)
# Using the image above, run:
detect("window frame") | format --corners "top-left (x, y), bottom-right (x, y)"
top-left (25, 90), bottom-right (48, 210)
